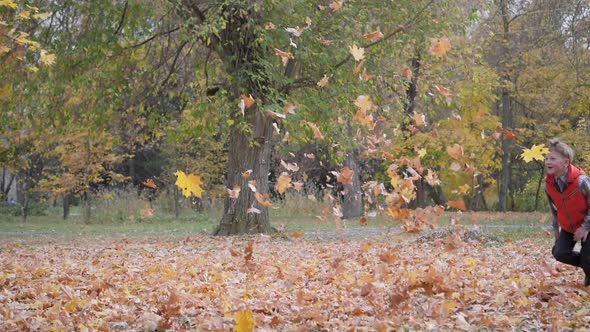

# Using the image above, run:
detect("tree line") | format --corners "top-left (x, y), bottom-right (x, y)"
top-left (0, 0), bottom-right (588, 234)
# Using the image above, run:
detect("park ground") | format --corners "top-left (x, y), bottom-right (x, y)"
top-left (0, 211), bottom-right (589, 331)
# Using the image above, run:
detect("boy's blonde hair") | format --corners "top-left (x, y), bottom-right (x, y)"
top-left (549, 138), bottom-right (574, 161)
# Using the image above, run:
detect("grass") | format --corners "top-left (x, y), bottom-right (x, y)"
top-left (0, 192), bottom-right (552, 242)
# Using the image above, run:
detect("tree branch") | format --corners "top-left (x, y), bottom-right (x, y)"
top-left (114, 0), bottom-right (128, 36)
top-left (124, 26), bottom-right (180, 49)
top-left (280, 0), bottom-right (436, 93)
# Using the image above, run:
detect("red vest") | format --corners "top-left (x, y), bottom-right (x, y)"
top-left (546, 165), bottom-right (588, 233)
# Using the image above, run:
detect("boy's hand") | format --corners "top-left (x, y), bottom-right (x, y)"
top-left (574, 227), bottom-right (589, 242)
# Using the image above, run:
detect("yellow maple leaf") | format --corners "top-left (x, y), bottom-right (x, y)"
top-left (428, 36), bottom-right (451, 58)
top-left (275, 172), bottom-right (292, 194)
top-left (349, 44), bottom-right (365, 61)
top-left (174, 170), bottom-right (203, 198)
top-left (521, 144), bottom-right (549, 163)
top-left (233, 309), bottom-right (254, 331)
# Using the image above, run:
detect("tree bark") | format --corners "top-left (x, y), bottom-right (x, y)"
top-left (342, 149), bottom-right (363, 219)
top-left (497, 0), bottom-right (514, 212)
top-left (214, 110), bottom-right (274, 235)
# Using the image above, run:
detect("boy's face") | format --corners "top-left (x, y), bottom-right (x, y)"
top-left (545, 150), bottom-right (569, 177)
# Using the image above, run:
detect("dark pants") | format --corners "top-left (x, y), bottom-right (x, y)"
top-left (552, 230), bottom-right (590, 277)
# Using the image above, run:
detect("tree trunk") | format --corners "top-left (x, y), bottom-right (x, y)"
top-left (497, 0), bottom-right (513, 212)
top-left (214, 110), bottom-right (274, 235)
top-left (342, 149), bottom-right (363, 219)
top-left (63, 193), bottom-right (70, 219)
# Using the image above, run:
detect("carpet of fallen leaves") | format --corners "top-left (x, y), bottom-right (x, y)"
top-left (1, 233), bottom-right (589, 331)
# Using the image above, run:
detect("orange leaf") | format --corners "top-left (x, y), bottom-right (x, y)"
top-left (428, 36), bottom-right (451, 58)
top-left (446, 144), bottom-right (463, 160)
top-left (290, 231), bottom-right (304, 238)
top-left (306, 122), bottom-right (325, 140)
top-left (363, 31), bottom-right (384, 42)
top-left (353, 59), bottom-right (365, 75)
top-left (317, 75), bottom-right (329, 87)
top-left (401, 67), bottom-right (413, 80)
top-left (255, 192), bottom-right (272, 207)
top-left (337, 166), bottom-right (354, 185)
top-left (241, 170), bottom-right (253, 179)
top-left (274, 48), bottom-right (294, 66)
top-left (241, 95), bottom-right (255, 109)
top-left (502, 129), bottom-right (517, 140)
top-left (317, 38), bottom-right (334, 46)
top-left (143, 179), bottom-right (157, 189)
top-left (447, 199), bottom-right (466, 211)
top-left (140, 204), bottom-right (154, 218)
top-left (360, 68), bottom-right (375, 81)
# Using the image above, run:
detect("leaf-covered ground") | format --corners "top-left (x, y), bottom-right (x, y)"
top-left (1, 233), bottom-right (588, 331)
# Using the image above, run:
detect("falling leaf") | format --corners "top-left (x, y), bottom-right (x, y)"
top-left (447, 199), bottom-right (466, 211)
top-left (337, 167), bottom-right (354, 185)
top-left (413, 112), bottom-right (427, 127)
top-left (140, 204), bottom-right (154, 218)
top-left (247, 206), bottom-right (261, 214)
top-left (233, 309), bottom-right (255, 332)
top-left (428, 36), bottom-right (451, 58)
top-left (228, 185), bottom-right (241, 199)
top-left (521, 144), bottom-right (549, 162)
top-left (174, 171), bottom-right (203, 198)
top-left (285, 26), bottom-right (304, 37)
top-left (317, 38), bottom-right (334, 45)
top-left (317, 75), bottom-right (329, 87)
top-left (255, 192), bottom-right (272, 207)
top-left (329, 1), bottom-right (343, 10)
top-left (425, 169), bottom-right (440, 186)
top-left (275, 172), bottom-right (292, 194)
top-left (267, 110), bottom-right (286, 119)
top-left (401, 67), bottom-right (413, 80)
top-left (39, 50), bottom-right (56, 66)
top-left (363, 31), bottom-right (384, 42)
top-left (502, 129), bottom-right (517, 140)
top-left (143, 179), bottom-right (157, 189)
top-left (283, 104), bottom-right (296, 114)
top-left (450, 162), bottom-right (462, 172)
top-left (354, 95), bottom-right (373, 112)
top-left (349, 44), bottom-right (365, 61)
top-left (292, 181), bottom-right (304, 192)
top-left (306, 122), bottom-right (325, 140)
top-left (353, 59), bottom-right (365, 75)
top-left (446, 144), bottom-right (463, 160)
top-left (360, 68), bottom-right (375, 81)
top-left (290, 231), bottom-right (304, 238)
top-left (248, 181), bottom-right (257, 192)
top-left (274, 48), bottom-right (294, 66)
top-left (280, 160), bottom-right (300, 172)
top-left (242, 170), bottom-right (253, 179)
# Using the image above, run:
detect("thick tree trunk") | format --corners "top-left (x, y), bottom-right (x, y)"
top-left (342, 149), bottom-right (363, 219)
top-left (214, 111), bottom-right (274, 235)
